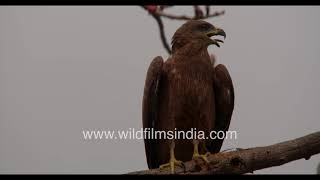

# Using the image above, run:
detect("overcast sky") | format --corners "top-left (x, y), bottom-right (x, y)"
top-left (0, 6), bottom-right (319, 174)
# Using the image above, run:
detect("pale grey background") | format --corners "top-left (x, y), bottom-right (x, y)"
top-left (0, 6), bottom-right (319, 174)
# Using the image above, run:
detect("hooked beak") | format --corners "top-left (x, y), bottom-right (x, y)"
top-left (206, 27), bottom-right (226, 47)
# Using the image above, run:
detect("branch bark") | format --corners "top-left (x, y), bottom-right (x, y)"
top-left (128, 131), bottom-right (320, 174)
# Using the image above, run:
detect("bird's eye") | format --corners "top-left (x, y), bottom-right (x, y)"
top-left (198, 23), bottom-right (211, 31)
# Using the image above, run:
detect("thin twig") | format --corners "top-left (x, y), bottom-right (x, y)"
top-left (205, 6), bottom-right (210, 16)
top-left (152, 15), bottom-right (172, 54)
top-left (159, 5), bottom-right (173, 11)
top-left (156, 10), bottom-right (225, 21)
top-left (141, 6), bottom-right (171, 54)
top-left (193, 5), bottom-right (204, 19)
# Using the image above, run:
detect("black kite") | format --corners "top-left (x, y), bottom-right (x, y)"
top-left (142, 20), bottom-right (234, 173)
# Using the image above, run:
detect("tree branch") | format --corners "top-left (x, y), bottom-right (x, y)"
top-left (151, 14), bottom-right (172, 54)
top-left (141, 6), bottom-right (171, 54)
top-left (153, 9), bottom-right (225, 21)
top-left (128, 131), bottom-right (320, 174)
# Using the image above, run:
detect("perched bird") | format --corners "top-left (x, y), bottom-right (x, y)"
top-left (142, 20), bottom-right (234, 173)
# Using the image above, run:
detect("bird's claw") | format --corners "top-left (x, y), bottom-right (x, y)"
top-left (159, 158), bottom-right (184, 174)
top-left (192, 152), bottom-right (211, 163)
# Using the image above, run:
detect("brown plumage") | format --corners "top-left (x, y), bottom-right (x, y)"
top-left (142, 20), bottom-right (234, 171)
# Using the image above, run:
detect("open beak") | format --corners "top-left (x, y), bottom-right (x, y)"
top-left (206, 27), bottom-right (226, 47)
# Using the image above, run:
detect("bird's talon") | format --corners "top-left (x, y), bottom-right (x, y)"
top-left (192, 153), bottom-right (210, 163)
top-left (159, 158), bottom-right (184, 174)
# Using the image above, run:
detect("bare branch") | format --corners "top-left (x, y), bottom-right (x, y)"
top-left (154, 11), bottom-right (191, 20)
top-left (155, 9), bottom-right (225, 21)
top-left (152, 14), bottom-right (172, 54)
top-left (194, 5), bottom-right (204, 19)
top-left (205, 6), bottom-right (210, 17)
top-left (128, 131), bottom-right (320, 174)
top-left (159, 5), bottom-right (173, 11)
top-left (205, 10), bottom-right (226, 19)
top-left (141, 6), bottom-right (171, 54)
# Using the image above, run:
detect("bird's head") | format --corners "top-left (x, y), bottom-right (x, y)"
top-left (171, 20), bottom-right (226, 53)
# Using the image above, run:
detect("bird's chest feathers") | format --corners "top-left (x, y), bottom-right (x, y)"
top-left (168, 61), bottom-right (213, 97)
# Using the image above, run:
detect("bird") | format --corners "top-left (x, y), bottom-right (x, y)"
top-left (142, 20), bottom-right (234, 173)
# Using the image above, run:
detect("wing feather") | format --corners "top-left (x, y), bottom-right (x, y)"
top-left (142, 56), bottom-right (164, 169)
top-left (207, 64), bottom-right (235, 153)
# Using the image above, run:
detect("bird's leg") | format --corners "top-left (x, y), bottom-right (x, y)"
top-left (159, 141), bottom-right (184, 174)
top-left (192, 139), bottom-right (210, 163)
